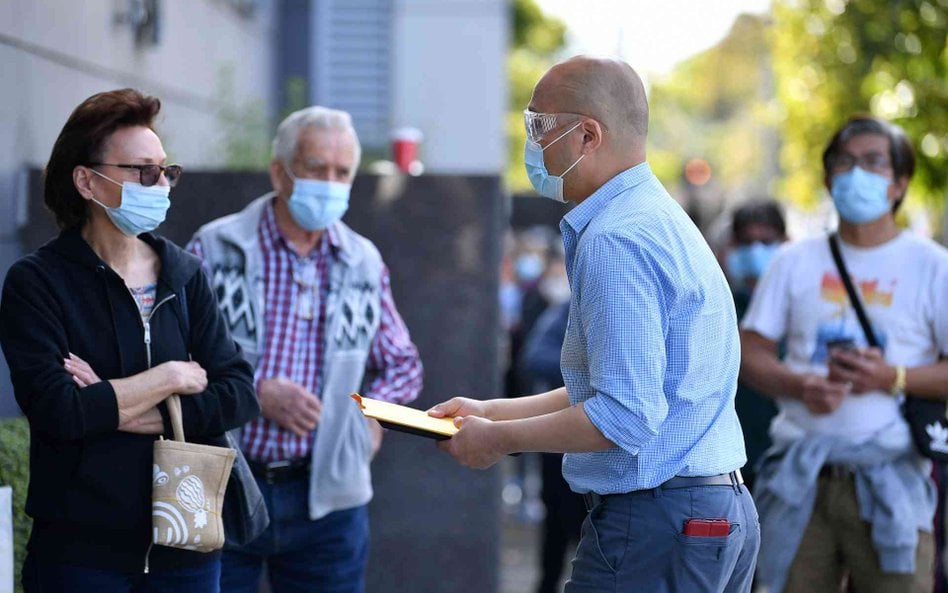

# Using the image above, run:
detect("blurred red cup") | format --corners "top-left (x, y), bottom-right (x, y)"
top-left (391, 127), bottom-right (423, 173)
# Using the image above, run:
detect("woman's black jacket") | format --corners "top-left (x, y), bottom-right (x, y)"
top-left (0, 227), bottom-right (259, 573)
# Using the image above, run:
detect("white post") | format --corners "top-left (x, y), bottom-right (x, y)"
top-left (0, 486), bottom-right (12, 593)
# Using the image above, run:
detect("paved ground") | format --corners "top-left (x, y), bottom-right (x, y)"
top-left (501, 517), bottom-right (542, 593)
top-left (499, 455), bottom-right (574, 593)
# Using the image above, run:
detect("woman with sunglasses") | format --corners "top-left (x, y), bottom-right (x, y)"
top-left (0, 88), bottom-right (259, 592)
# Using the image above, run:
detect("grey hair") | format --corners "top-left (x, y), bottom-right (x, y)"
top-left (271, 105), bottom-right (362, 172)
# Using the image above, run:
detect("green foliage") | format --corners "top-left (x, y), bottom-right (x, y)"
top-left (281, 76), bottom-right (310, 121)
top-left (0, 417), bottom-right (30, 593)
top-left (506, 0), bottom-right (567, 192)
top-left (648, 14), bottom-right (778, 194)
top-left (216, 65), bottom-right (272, 171)
top-left (512, 0), bottom-right (566, 54)
top-left (772, 0), bottom-right (947, 217)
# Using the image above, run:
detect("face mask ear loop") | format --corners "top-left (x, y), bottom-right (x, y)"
top-left (87, 168), bottom-right (125, 209)
top-left (540, 120), bottom-right (584, 152)
top-left (560, 153), bottom-right (586, 178)
top-left (88, 167), bottom-right (123, 189)
top-left (87, 194), bottom-right (114, 211)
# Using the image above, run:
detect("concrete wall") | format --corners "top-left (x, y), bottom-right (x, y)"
top-left (15, 171), bottom-right (506, 592)
top-left (285, 0), bottom-right (509, 174)
top-left (0, 0), bottom-right (276, 416)
top-left (391, 0), bottom-right (508, 174)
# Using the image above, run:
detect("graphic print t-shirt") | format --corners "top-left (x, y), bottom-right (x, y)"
top-left (741, 231), bottom-right (948, 442)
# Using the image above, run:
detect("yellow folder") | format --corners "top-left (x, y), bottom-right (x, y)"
top-left (351, 393), bottom-right (458, 440)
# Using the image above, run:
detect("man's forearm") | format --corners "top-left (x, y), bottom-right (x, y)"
top-left (486, 387), bottom-right (571, 421)
top-left (739, 331), bottom-right (804, 401)
top-left (741, 351), bottom-right (805, 401)
top-left (906, 360), bottom-right (948, 399)
top-left (495, 401), bottom-right (615, 454)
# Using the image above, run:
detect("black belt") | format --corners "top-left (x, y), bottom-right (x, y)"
top-left (247, 457), bottom-right (311, 483)
top-left (582, 470), bottom-right (744, 511)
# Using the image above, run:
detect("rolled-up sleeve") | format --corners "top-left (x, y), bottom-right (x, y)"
top-left (576, 233), bottom-right (668, 454)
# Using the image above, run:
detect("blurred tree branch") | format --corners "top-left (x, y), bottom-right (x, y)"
top-left (773, 0), bottom-right (947, 229)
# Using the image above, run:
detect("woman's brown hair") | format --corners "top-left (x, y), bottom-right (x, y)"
top-left (44, 89), bottom-right (161, 229)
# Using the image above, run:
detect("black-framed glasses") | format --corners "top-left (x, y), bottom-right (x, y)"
top-left (88, 163), bottom-right (183, 187)
top-left (829, 152), bottom-right (891, 175)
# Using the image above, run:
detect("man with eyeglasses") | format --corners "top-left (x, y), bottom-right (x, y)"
top-left (740, 115), bottom-right (948, 593)
top-left (428, 56), bottom-right (759, 592)
top-left (186, 106), bottom-right (423, 593)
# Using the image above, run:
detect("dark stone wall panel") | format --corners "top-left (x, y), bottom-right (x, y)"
top-left (17, 169), bottom-right (504, 593)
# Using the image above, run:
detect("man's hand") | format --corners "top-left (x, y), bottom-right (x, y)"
top-left (799, 374), bottom-right (849, 414)
top-left (64, 352), bottom-right (101, 387)
top-left (827, 347), bottom-right (895, 394)
top-left (437, 415), bottom-right (507, 469)
top-left (258, 377), bottom-right (321, 437)
top-left (427, 397), bottom-right (490, 420)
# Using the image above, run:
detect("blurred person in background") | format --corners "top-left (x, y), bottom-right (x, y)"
top-left (724, 200), bottom-right (787, 316)
top-left (188, 106), bottom-right (423, 593)
top-left (721, 199), bottom-right (787, 493)
top-left (740, 115), bottom-right (948, 593)
top-left (518, 229), bottom-right (565, 347)
top-left (500, 230), bottom-right (524, 336)
top-left (505, 230), bottom-right (568, 522)
top-left (521, 289), bottom-right (585, 593)
top-left (506, 227), bottom-right (554, 397)
top-left (0, 88), bottom-right (258, 593)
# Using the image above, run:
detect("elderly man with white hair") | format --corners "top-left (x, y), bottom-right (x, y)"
top-left (188, 106), bottom-right (423, 593)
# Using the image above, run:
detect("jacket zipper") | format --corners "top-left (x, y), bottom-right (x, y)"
top-left (142, 293), bottom-right (177, 574)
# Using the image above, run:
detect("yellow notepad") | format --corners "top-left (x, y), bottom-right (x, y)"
top-left (351, 393), bottom-right (458, 440)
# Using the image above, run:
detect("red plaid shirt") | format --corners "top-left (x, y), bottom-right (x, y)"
top-left (189, 200), bottom-right (422, 462)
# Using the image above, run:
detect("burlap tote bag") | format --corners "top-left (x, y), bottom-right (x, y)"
top-left (152, 394), bottom-right (236, 552)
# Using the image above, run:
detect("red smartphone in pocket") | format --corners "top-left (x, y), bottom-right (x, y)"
top-left (683, 518), bottom-right (731, 537)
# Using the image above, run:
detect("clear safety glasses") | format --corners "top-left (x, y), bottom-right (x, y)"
top-left (523, 110), bottom-right (586, 144)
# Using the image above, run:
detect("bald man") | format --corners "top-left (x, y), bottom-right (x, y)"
top-left (430, 56), bottom-right (759, 592)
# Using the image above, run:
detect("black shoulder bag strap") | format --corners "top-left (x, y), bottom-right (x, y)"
top-left (828, 233), bottom-right (878, 348)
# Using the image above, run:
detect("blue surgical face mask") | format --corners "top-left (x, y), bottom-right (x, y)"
top-left (726, 242), bottom-right (780, 286)
top-left (514, 253), bottom-right (544, 283)
top-left (89, 169), bottom-right (171, 237)
top-left (286, 168), bottom-right (351, 231)
top-left (830, 167), bottom-right (891, 224)
top-left (524, 121), bottom-right (585, 203)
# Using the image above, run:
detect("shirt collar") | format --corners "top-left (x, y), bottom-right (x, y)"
top-left (262, 196), bottom-right (341, 256)
top-left (562, 162), bottom-right (653, 236)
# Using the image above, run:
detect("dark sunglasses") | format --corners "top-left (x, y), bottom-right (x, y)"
top-left (87, 163), bottom-right (183, 187)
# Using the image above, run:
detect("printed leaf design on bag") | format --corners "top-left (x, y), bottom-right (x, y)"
top-left (925, 421), bottom-right (948, 453)
top-left (176, 473), bottom-right (209, 529)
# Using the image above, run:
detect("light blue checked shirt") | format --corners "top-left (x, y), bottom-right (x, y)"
top-left (560, 163), bottom-right (746, 494)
